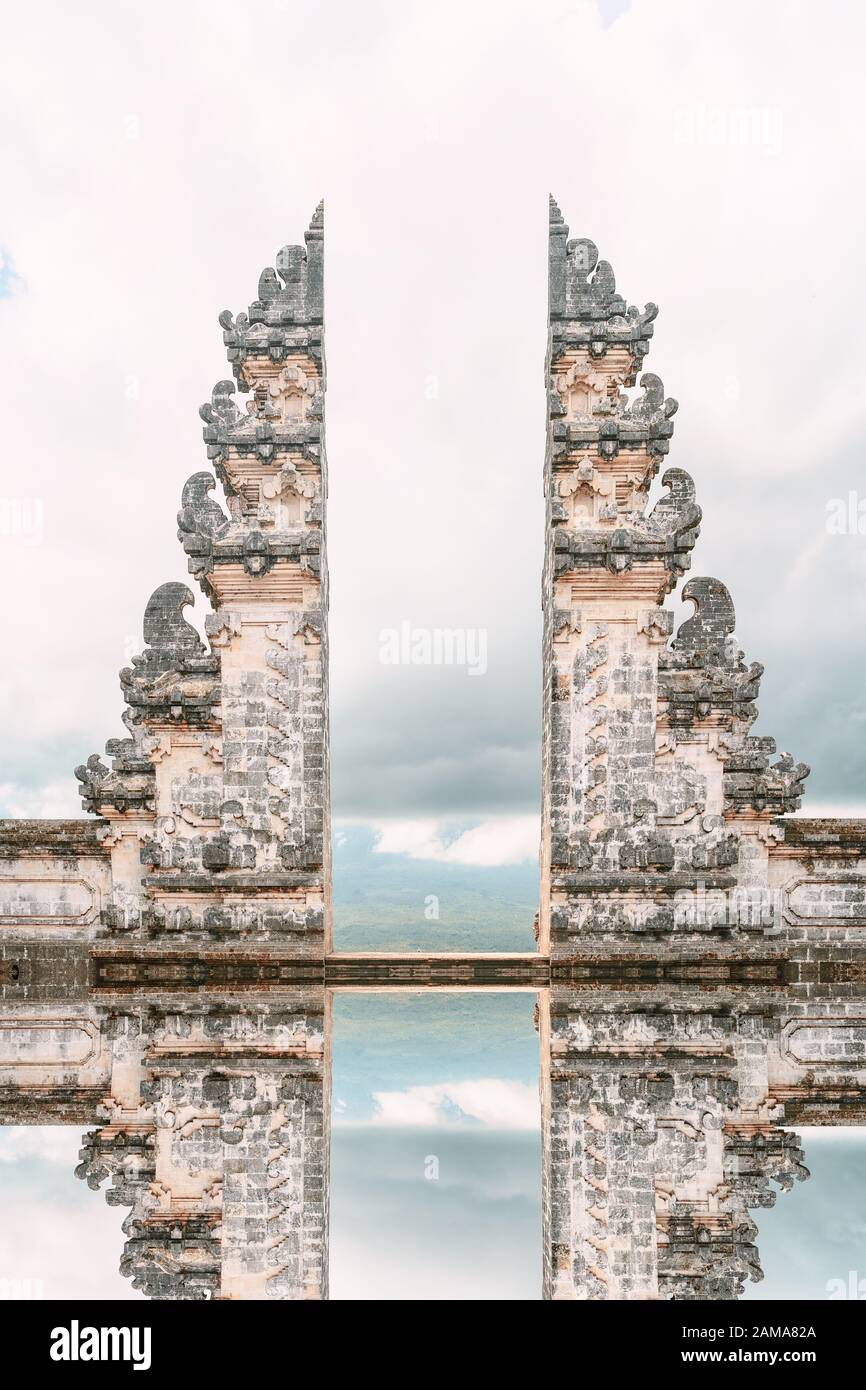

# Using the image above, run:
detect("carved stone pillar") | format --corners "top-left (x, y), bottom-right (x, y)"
top-left (74, 207), bottom-right (331, 962)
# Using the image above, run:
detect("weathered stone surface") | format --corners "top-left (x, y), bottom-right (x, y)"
top-left (4, 963), bottom-right (857, 1304)
top-left (539, 198), bottom-right (837, 962)
top-left (64, 209), bottom-right (332, 957)
top-left (70, 993), bottom-right (328, 1300)
top-left (538, 986), bottom-right (866, 1300)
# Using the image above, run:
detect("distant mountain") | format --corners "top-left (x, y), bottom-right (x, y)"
top-left (332, 824), bottom-right (537, 952)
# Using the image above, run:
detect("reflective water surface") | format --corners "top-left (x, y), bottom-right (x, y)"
top-left (2, 958), bottom-right (866, 1300)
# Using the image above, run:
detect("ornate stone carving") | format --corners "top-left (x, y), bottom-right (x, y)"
top-left (541, 202), bottom-right (811, 956)
top-left (72, 210), bottom-right (330, 949)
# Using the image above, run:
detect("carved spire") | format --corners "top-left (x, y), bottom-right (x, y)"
top-left (545, 199), bottom-right (697, 600)
top-left (219, 201), bottom-right (325, 381)
top-left (75, 210), bottom-right (331, 947)
top-left (548, 193), bottom-right (657, 373)
top-left (190, 215), bottom-right (327, 607)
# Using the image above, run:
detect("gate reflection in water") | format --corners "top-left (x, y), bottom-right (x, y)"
top-left (2, 974), bottom-right (866, 1299)
top-left (329, 993), bottom-right (541, 1300)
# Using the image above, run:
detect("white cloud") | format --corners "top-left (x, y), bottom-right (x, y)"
top-left (371, 1078), bottom-right (539, 1131)
top-left (0, 1127), bottom-right (138, 1298)
top-left (371, 815), bottom-right (539, 866)
top-left (0, 781), bottom-right (83, 820)
top-left (0, 1194), bottom-right (139, 1302)
top-left (0, 1126), bottom-right (81, 1166)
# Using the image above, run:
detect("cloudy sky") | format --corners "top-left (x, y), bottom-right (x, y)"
top-left (3, 3), bottom-right (866, 1304)
top-left (1, 0), bottom-right (865, 873)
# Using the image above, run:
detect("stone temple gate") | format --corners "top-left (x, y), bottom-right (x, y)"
top-left (1, 201), bottom-right (866, 1299)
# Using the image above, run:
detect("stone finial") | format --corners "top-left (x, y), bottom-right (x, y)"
top-left (177, 473), bottom-right (229, 541)
top-left (547, 197), bottom-right (658, 372)
top-left (564, 237), bottom-right (625, 319)
top-left (305, 198), bottom-right (324, 242)
top-left (626, 373), bottom-right (678, 424)
top-left (673, 577), bottom-right (737, 659)
top-left (549, 193), bottom-right (565, 228)
top-left (218, 206), bottom-right (325, 380)
top-left (221, 202), bottom-right (324, 337)
top-left (137, 583), bottom-right (206, 672)
top-left (646, 469), bottom-right (702, 542)
top-left (199, 380), bottom-right (243, 432)
top-left (110, 581), bottom-right (219, 733)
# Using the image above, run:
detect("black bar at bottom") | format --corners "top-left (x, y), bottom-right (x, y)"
top-left (0, 1297), bottom-right (853, 1374)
